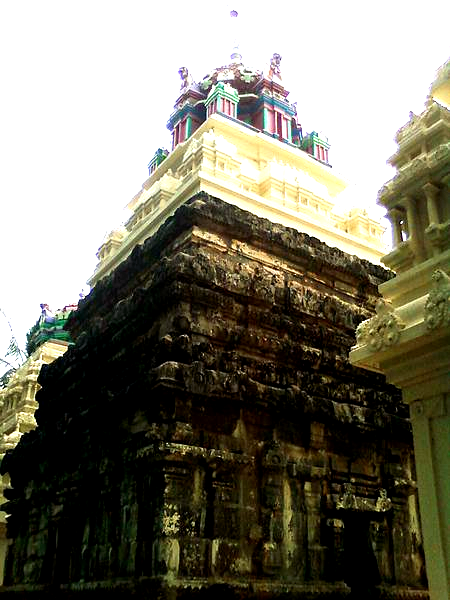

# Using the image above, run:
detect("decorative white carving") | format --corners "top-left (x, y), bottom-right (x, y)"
top-left (429, 141), bottom-right (450, 168)
top-left (355, 299), bottom-right (405, 352)
top-left (424, 269), bottom-right (450, 330)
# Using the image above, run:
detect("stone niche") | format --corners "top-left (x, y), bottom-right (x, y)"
top-left (1, 194), bottom-right (428, 599)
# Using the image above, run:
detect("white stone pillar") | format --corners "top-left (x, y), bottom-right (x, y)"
top-left (423, 183), bottom-right (440, 225)
top-left (388, 208), bottom-right (404, 247)
top-left (409, 393), bottom-right (450, 600)
top-left (403, 196), bottom-right (425, 262)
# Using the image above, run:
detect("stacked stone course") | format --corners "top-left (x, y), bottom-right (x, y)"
top-left (1, 194), bottom-right (427, 598)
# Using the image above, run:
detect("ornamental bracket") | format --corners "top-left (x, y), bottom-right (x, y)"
top-left (355, 298), bottom-right (405, 352)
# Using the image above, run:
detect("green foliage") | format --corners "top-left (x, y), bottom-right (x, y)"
top-left (0, 366), bottom-right (15, 389)
top-left (6, 336), bottom-right (24, 363)
top-left (25, 321), bottom-right (40, 357)
top-left (0, 308), bottom-right (26, 389)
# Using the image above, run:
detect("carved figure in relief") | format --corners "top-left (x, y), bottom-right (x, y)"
top-left (337, 482), bottom-right (357, 510)
top-left (375, 488), bottom-right (392, 512)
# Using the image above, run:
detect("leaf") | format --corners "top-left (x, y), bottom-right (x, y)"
top-left (6, 337), bottom-right (24, 361)
top-left (1, 308), bottom-right (26, 380)
top-left (0, 367), bottom-right (15, 389)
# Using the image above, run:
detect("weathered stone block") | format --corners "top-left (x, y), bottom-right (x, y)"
top-left (0, 195), bottom-right (427, 598)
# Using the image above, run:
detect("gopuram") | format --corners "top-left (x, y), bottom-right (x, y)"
top-left (350, 58), bottom-right (450, 600)
top-left (0, 38), bottom-right (429, 600)
top-left (0, 303), bottom-right (77, 584)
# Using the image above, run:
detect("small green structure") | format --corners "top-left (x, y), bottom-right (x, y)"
top-left (147, 148), bottom-right (169, 176)
top-left (205, 82), bottom-right (239, 119)
top-left (301, 130), bottom-right (331, 163)
top-left (26, 303), bottom-right (77, 356)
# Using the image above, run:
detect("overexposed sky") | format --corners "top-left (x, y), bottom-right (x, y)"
top-left (0, 0), bottom-right (449, 366)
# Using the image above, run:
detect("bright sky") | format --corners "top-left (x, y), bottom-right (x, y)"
top-left (0, 0), bottom-right (449, 369)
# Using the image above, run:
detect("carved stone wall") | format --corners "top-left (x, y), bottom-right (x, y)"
top-left (0, 340), bottom-right (72, 586)
top-left (1, 194), bottom-right (427, 598)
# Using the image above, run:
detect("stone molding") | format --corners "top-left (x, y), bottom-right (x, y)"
top-left (393, 101), bottom-right (450, 156)
top-left (379, 141), bottom-right (450, 203)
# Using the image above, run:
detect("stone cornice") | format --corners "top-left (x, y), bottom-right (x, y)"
top-left (80, 193), bottom-right (392, 333)
top-left (350, 269), bottom-right (450, 392)
top-left (393, 101), bottom-right (450, 152)
top-left (129, 114), bottom-right (347, 211)
top-left (378, 141), bottom-right (450, 205)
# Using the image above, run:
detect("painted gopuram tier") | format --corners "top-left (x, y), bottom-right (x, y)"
top-left (89, 56), bottom-right (386, 289)
top-left (1, 195), bottom-right (427, 598)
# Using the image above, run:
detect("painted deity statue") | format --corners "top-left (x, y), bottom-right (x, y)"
top-left (268, 53), bottom-right (282, 81)
top-left (178, 67), bottom-right (192, 91)
top-left (39, 303), bottom-right (55, 324)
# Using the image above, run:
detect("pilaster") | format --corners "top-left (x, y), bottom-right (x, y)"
top-left (409, 394), bottom-right (450, 600)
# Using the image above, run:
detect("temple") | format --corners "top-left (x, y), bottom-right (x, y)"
top-left (0, 303), bottom-right (77, 584)
top-left (89, 52), bottom-right (385, 288)
top-left (350, 57), bottom-right (450, 600)
top-left (0, 33), bottom-right (433, 600)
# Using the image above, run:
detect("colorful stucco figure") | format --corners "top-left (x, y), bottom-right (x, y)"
top-left (178, 67), bottom-right (192, 91)
top-left (39, 303), bottom-right (55, 324)
top-left (268, 53), bottom-right (282, 80)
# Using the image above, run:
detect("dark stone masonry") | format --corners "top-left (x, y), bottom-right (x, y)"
top-left (1, 194), bottom-right (428, 598)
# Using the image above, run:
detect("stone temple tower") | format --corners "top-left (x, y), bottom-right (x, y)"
top-left (0, 31), bottom-right (429, 600)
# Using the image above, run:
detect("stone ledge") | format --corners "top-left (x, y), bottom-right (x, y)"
top-left (0, 578), bottom-right (430, 599)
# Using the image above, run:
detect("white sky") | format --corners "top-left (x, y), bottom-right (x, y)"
top-left (0, 0), bottom-right (449, 368)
